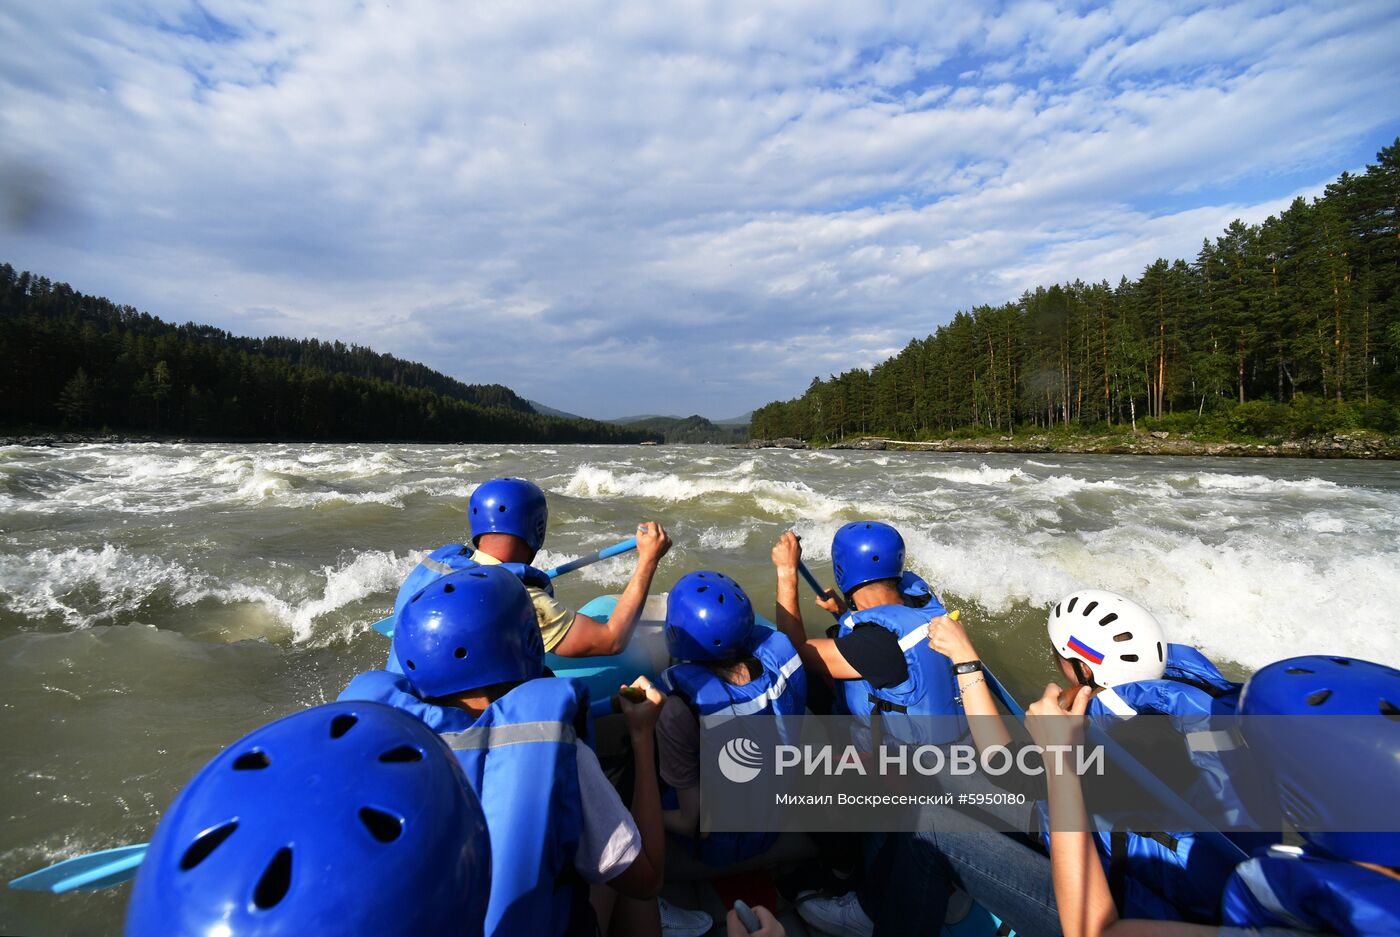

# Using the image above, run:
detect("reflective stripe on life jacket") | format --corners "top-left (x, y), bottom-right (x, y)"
top-left (836, 603), bottom-right (966, 746)
top-left (660, 629), bottom-right (807, 867)
top-left (1061, 645), bottom-right (1275, 922)
top-left (339, 670), bottom-right (591, 936)
top-left (1222, 846), bottom-right (1400, 936)
top-left (1087, 644), bottom-right (1273, 835)
top-left (659, 628), bottom-right (807, 721)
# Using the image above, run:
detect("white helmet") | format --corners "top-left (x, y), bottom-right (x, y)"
top-left (1047, 589), bottom-right (1166, 687)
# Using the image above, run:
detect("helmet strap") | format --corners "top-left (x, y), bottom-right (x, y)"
top-left (1070, 657), bottom-right (1099, 689)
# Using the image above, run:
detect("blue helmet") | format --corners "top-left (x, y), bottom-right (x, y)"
top-left (1238, 655), bottom-right (1400, 867)
top-left (832, 521), bottom-right (905, 595)
top-left (665, 571), bottom-right (755, 662)
top-left (394, 565), bottom-right (543, 698)
top-left (126, 702), bottom-right (490, 937)
top-left (469, 478), bottom-right (549, 552)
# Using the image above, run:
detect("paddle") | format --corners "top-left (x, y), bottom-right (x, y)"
top-left (370, 536), bottom-right (641, 638)
top-left (8, 843), bottom-right (149, 894)
top-left (797, 560), bottom-right (842, 622)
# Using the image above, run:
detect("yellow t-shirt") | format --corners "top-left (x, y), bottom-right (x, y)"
top-left (469, 550), bottom-right (576, 652)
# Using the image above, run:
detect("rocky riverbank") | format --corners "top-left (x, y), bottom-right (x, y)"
top-left (816, 432), bottom-right (1400, 460)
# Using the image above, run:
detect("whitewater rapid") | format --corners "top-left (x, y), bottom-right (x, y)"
top-left (1, 442), bottom-right (1397, 933)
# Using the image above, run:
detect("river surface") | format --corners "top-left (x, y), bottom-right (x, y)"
top-left (2, 442), bottom-right (1397, 934)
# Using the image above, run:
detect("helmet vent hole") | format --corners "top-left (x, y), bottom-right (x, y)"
top-left (1120, 654), bottom-right (1139, 662)
top-left (1083, 601), bottom-right (1099, 616)
top-left (717, 593), bottom-right (725, 604)
top-left (453, 647), bottom-right (467, 659)
top-left (713, 639), bottom-right (723, 646)
top-left (379, 745), bottom-right (425, 763)
top-left (252, 847), bottom-right (293, 909)
top-left (1306, 689), bottom-right (1333, 706)
top-left (696, 585), bottom-right (708, 593)
top-left (1157, 642), bottom-right (1164, 662)
top-left (329, 714), bottom-right (358, 738)
top-left (871, 555), bottom-right (879, 562)
top-left (1379, 700), bottom-right (1399, 720)
top-left (497, 504), bottom-right (507, 512)
top-left (443, 583), bottom-right (455, 593)
top-left (405, 659), bottom-right (416, 670)
top-left (468, 572), bottom-right (487, 578)
top-left (1099, 613), bottom-right (1118, 626)
top-left (359, 807), bottom-right (404, 843)
top-left (1054, 603), bottom-right (1062, 617)
top-left (232, 750), bottom-right (270, 771)
top-left (1067, 597), bottom-right (1078, 613)
top-left (1332, 658), bottom-right (1351, 666)
top-left (1112, 632), bottom-right (1133, 643)
top-left (1285, 667), bottom-right (1313, 674)
top-left (179, 821), bottom-right (238, 871)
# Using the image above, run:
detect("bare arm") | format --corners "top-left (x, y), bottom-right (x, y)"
top-left (1027, 686), bottom-right (1210, 937)
top-left (551, 522), bottom-right (671, 658)
top-left (770, 532), bottom-right (859, 682)
top-left (662, 784), bottom-right (703, 837)
top-left (606, 676), bottom-right (667, 899)
top-left (928, 613), bottom-right (1012, 752)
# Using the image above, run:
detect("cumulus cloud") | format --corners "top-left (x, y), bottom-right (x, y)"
top-left (1, 0), bottom-right (1398, 417)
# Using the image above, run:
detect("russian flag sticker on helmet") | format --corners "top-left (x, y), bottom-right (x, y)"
top-left (1067, 635), bottom-right (1104, 665)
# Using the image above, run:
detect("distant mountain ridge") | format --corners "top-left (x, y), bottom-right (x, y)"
top-left (614, 414), bottom-right (747, 444)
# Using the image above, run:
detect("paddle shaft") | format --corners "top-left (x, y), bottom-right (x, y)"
top-left (797, 560), bottom-right (841, 622)
top-left (545, 536), bottom-right (638, 578)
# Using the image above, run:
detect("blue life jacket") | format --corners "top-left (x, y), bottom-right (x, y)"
top-left (1042, 645), bottom-right (1269, 922)
top-left (1222, 846), bottom-right (1400, 936)
top-left (339, 670), bottom-right (591, 936)
top-left (1088, 644), bottom-right (1273, 838)
top-left (835, 601), bottom-right (966, 746)
top-left (659, 629), bottom-right (807, 866)
top-left (385, 545), bottom-right (552, 674)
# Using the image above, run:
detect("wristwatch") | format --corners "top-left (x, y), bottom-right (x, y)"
top-left (953, 660), bottom-right (984, 675)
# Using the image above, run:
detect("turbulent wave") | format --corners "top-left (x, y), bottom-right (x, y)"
top-left (2, 443), bottom-right (1396, 671)
top-left (557, 463), bottom-right (913, 521)
top-left (0, 542), bottom-right (415, 643)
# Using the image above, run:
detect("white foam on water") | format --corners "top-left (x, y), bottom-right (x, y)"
top-left (558, 463), bottom-right (877, 521)
top-left (0, 540), bottom-right (416, 643)
top-left (899, 517), bottom-right (1400, 671)
top-left (1168, 472), bottom-right (1343, 496)
top-left (919, 464), bottom-right (1029, 487)
top-left (0, 544), bottom-right (195, 627)
top-left (200, 550), bottom-right (415, 643)
top-left (696, 526), bottom-right (751, 550)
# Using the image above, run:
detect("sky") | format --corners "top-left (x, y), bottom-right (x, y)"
top-left (2, 1), bottom-right (1399, 420)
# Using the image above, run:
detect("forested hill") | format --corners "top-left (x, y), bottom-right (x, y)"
top-left (613, 414), bottom-right (748, 444)
top-left (0, 266), bottom-right (650, 444)
top-left (752, 140), bottom-right (1400, 443)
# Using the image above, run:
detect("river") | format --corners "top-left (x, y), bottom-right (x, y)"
top-left (2, 442), bottom-right (1397, 934)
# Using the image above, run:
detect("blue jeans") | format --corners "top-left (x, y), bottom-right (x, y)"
top-left (857, 813), bottom-right (1061, 937)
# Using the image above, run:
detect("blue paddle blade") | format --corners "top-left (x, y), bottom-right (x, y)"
top-left (371, 616), bottom-right (394, 637)
top-left (9, 843), bottom-right (149, 893)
